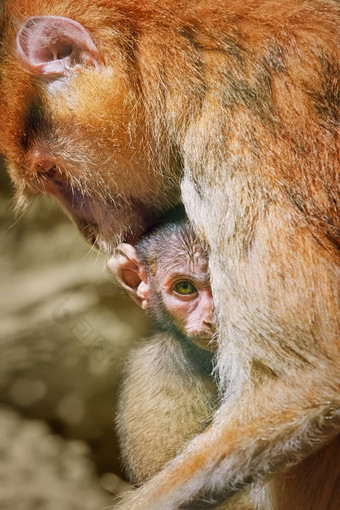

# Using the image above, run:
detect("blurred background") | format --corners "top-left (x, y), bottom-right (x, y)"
top-left (0, 156), bottom-right (150, 509)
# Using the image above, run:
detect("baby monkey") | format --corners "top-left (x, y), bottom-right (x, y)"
top-left (109, 207), bottom-right (216, 353)
top-left (108, 208), bottom-right (219, 483)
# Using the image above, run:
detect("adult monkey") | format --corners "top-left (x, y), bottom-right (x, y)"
top-left (0, 0), bottom-right (339, 508)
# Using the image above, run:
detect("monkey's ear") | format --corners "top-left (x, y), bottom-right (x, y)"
top-left (16, 16), bottom-right (103, 77)
top-left (107, 244), bottom-right (148, 308)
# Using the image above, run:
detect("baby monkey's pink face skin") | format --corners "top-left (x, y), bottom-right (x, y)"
top-left (108, 242), bottom-right (216, 352)
top-left (154, 243), bottom-right (216, 351)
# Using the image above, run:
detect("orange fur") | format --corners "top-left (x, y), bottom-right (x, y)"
top-left (0, 1), bottom-right (339, 508)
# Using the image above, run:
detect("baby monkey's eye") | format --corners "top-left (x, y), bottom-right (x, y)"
top-left (173, 280), bottom-right (197, 295)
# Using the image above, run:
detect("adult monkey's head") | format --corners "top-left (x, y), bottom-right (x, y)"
top-left (0, 2), bottom-right (188, 252)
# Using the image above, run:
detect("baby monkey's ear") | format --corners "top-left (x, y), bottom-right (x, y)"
top-left (107, 244), bottom-right (150, 309)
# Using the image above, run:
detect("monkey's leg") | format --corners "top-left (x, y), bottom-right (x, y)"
top-left (115, 365), bottom-right (340, 510)
top-left (269, 434), bottom-right (340, 510)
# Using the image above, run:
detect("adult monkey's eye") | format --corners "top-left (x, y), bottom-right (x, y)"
top-left (174, 281), bottom-right (197, 295)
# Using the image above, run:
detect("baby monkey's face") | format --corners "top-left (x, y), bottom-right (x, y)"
top-left (108, 235), bottom-right (216, 352)
top-left (154, 242), bottom-right (216, 351)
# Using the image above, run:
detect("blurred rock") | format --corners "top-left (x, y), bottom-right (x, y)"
top-left (0, 157), bottom-right (150, 484)
top-left (0, 406), bottom-right (128, 509)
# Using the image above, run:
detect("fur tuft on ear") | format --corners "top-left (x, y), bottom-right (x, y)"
top-left (16, 16), bottom-right (103, 77)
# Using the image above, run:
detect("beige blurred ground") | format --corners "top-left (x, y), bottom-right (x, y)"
top-left (0, 156), bottom-right (150, 508)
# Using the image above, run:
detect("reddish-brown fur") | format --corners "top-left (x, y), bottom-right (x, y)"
top-left (0, 1), bottom-right (339, 508)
